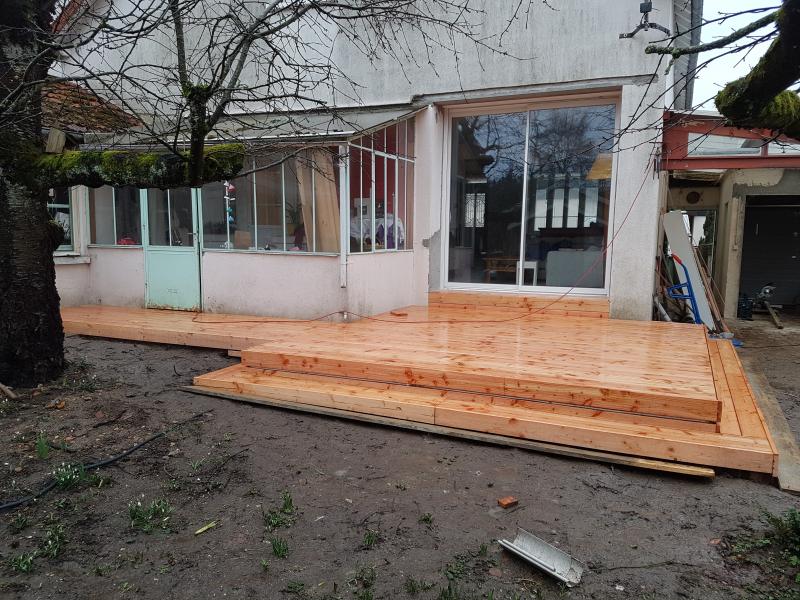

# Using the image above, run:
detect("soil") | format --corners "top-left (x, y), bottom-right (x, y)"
top-left (0, 329), bottom-right (798, 600)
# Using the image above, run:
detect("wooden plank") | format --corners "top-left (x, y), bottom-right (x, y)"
top-left (714, 340), bottom-right (769, 439)
top-left (739, 354), bottom-right (799, 491)
top-left (196, 366), bottom-right (439, 423)
top-left (434, 401), bottom-right (774, 473)
top-left (241, 347), bottom-right (721, 422)
top-left (195, 365), bottom-right (718, 432)
top-left (428, 290), bottom-right (610, 315)
top-left (193, 364), bottom-right (773, 472)
top-left (707, 340), bottom-right (742, 436)
top-left (184, 386), bottom-right (716, 478)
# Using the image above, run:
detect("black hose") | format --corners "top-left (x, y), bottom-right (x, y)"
top-left (0, 411), bottom-right (209, 513)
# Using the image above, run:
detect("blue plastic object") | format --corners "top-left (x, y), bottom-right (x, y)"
top-left (666, 254), bottom-right (702, 325)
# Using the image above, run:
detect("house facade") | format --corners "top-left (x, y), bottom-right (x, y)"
top-left (52, 1), bottom-right (700, 321)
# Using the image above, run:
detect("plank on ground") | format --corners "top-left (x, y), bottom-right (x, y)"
top-left (433, 401), bottom-right (773, 473)
top-left (193, 365), bottom-right (772, 472)
top-left (194, 365), bottom-right (718, 432)
top-left (739, 353), bottom-right (799, 489)
top-left (184, 385), bottom-right (715, 478)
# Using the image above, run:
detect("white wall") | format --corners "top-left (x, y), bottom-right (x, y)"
top-left (55, 261), bottom-right (90, 306)
top-left (345, 252), bottom-right (418, 316)
top-left (86, 247), bottom-right (145, 306)
top-left (200, 252), bottom-right (345, 318)
top-left (330, 1), bottom-right (672, 107)
top-left (607, 84), bottom-right (664, 320)
top-left (66, 1), bottom-right (674, 116)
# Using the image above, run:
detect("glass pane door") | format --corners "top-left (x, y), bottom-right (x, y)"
top-left (521, 105), bottom-right (616, 289)
top-left (448, 112), bottom-right (527, 284)
top-left (144, 188), bottom-right (201, 310)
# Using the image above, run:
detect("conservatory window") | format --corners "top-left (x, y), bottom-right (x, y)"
top-left (348, 119), bottom-right (415, 253)
top-left (48, 187), bottom-right (73, 251)
top-left (89, 186), bottom-right (142, 245)
top-left (202, 148), bottom-right (340, 253)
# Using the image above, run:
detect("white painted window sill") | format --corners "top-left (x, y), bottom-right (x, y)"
top-left (54, 254), bottom-right (91, 265)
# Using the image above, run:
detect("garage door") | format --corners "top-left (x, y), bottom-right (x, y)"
top-left (740, 196), bottom-right (800, 306)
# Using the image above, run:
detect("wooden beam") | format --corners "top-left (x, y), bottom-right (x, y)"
top-left (183, 385), bottom-right (716, 478)
top-left (739, 355), bottom-right (800, 492)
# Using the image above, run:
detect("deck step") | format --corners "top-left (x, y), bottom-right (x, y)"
top-left (193, 364), bottom-right (774, 473)
top-left (240, 313), bottom-right (722, 423)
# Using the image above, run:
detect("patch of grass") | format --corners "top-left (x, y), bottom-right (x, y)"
top-left (263, 509), bottom-right (293, 530)
top-left (404, 576), bottom-right (434, 595)
top-left (271, 536), bottom-right (289, 558)
top-left (39, 522), bottom-right (66, 558)
top-left (189, 459), bottom-right (204, 472)
top-left (348, 564), bottom-right (376, 598)
top-left (477, 543), bottom-right (488, 557)
top-left (84, 472), bottom-right (113, 489)
top-left (128, 497), bottom-right (173, 533)
top-left (52, 463), bottom-right (85, 489)
top-left (436, 583), bottom-right (478, 600)
top-left (119, 581), bottom-right (134, 593)
top-left (362, 528), bottom-right (379, 549)
top-left (8, 552), bottom-right (36, 574)
top-left (9, 514), bottom-right (30, 534)
top-left (35, 432), bottom-right (49, 459)
top-left (444, 557), bottom-right (468, 581)
top-left (281, 490), bottom-right (296, 515)
top-left (0, 398), bottom-right (17, 417)
top-left (262, 490), bottom-right (298, 531)
top-left (285, 581), bottom-right (305, 594)
top-left (419, 513), bottom-right (434, 528)
top-left (91, 563), bottom-right (114, 576)
top-left (726, 508), bottom-right (800, 594)
top-left (260, 558), bottom-right (269, 572)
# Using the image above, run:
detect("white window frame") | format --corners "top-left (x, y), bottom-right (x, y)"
top-left (347, 119), bottom-right (415, 254)
top-left (201, 152), bottom-right (339, 256)
top-left (48, 187), bottom-right (74, 253)
top-left (440, 92), bottom-right (621, 297)
top-left (88, 186), bottom-right (143, 248)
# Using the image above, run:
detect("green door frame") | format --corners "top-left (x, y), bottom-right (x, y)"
top-left (141, 188), bottom-right (203, 311)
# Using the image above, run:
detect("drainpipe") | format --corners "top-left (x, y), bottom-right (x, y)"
top-left (339, 143), bottom-right (348, 288)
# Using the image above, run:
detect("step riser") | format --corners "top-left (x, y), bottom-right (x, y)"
top-left (240, 352), bottom-right (721, 423)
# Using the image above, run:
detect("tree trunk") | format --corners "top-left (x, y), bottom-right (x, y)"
top-left (0, 172), bottom-right (65, 385)
top-left (0, 0), bottom-right (65, 385)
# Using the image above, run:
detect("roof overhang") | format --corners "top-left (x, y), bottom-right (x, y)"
top-left (83, 104), bottom-right (423, 150)
top-left (660, 110), bottom-right (800, 171)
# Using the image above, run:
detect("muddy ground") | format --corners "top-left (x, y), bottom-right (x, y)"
top-left (0, 321), bottom-right (798, 600)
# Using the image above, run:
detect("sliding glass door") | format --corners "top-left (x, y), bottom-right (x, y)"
top-left (448, 103), bottom-right (616, 291)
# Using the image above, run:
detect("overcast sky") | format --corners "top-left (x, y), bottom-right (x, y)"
top-left (692, 0), bottom-right (777, 109)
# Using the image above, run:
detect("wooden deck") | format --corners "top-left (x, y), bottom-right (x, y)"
top-left (62, 293), bottom-right (779, 474)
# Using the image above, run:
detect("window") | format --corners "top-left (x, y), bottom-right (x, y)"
top-left (89, 186), bottom-right (142, 245)
top-left (202, 149), bottom-right (341, 253)
top-left (348, 119), bottom-right (415, 252)
top-left (48, 187), bottom-right (73, 251)
top-left (147, 188), bottom-right (194, 246)
top-left (448, 104), bottom-right (616, 289)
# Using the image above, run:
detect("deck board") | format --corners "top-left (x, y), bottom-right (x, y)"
top-left (62, 298), bottom-right (778, 474)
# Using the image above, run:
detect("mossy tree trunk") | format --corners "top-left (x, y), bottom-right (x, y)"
top-left (0, 174), bottom-right (65, 385)
top-left (0, 0), bottom-right (65, 385)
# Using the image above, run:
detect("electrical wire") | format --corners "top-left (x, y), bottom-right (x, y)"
top-left (0, 411), bottom-right (208, 514)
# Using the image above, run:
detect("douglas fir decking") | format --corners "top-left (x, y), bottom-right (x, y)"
top-left (62, 292), bottom-right (779, 475)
